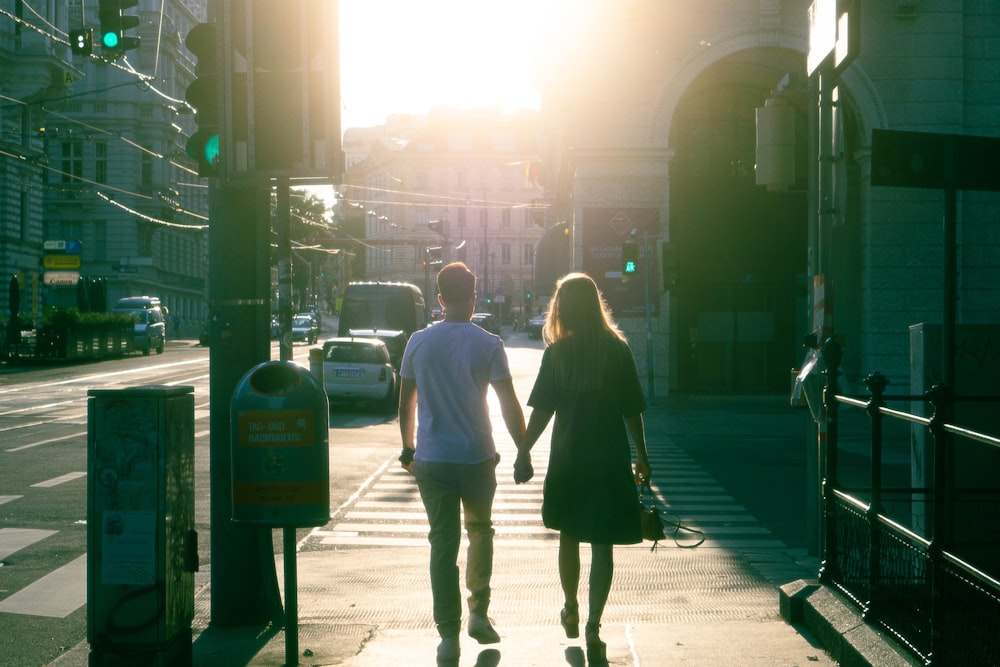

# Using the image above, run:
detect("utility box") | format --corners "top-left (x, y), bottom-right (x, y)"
top-left (231, 361), bottom-right (330, 527)
top-left (87, 385), bottom-right (196, 667)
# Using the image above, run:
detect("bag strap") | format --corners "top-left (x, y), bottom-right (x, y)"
top-left (641, 483), bottom-right (706, 549)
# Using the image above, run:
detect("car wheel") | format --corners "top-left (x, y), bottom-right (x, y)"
top-left (377, 382), bottom-right (397, 414)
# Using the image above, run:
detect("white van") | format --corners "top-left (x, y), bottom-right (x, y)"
top-left (337, 282), bottom-right (427, 339)
top-left (113, 296), bottom-right (166, 355)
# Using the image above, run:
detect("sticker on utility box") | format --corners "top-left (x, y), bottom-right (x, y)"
top-left (237, 410), bottom-right (315, 447)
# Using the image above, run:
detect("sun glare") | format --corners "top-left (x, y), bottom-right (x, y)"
top-left (338, 0), bottom-right (576, 130)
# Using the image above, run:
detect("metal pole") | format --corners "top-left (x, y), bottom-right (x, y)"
top-left (942, 185), bottom-right (957, 390)
top-left (277, 181), bottom-right (292, 362)
top-left (283, 528), bottom-right (298, 666)
top-left (643, 230), bottom-right (655, 404)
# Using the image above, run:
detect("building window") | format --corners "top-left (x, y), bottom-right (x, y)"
top-left (141, 150), bottom-right (153, 187)
top-left (523, 243), bottom-right (534, 266)
top-left (95, 141), bottom-right (107, 183)
top-left (479, 208), bottom-right (488, 227)
top-left (20, 191), bottom-right (28, 240)
top-left (61, 140), bottom-right (83, 183)
top-left (93, 221), bottom-right (107, 261)
top-left (457, 207), bottom-right (466, 229)
top-left (501, 243), bottom-right (511, 265)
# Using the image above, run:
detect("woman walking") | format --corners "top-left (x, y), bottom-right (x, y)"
top-left (514, 272), bottom-right (651, 663)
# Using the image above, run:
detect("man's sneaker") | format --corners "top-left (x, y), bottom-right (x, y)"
top-left (468, 613), bottom-right (500, 644)
top-left (437, 635), bottom-right (460, 662)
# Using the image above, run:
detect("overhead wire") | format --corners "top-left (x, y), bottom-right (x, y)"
top-left (0, 5), bottom-right (209, 227)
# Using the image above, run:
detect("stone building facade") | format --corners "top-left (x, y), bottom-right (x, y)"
top-left (1, 0), bottom-right (209, 333)
top-left (537, 0), bottom-right (1000, 396)
top-left (341, 110), bottom-right (547, 320)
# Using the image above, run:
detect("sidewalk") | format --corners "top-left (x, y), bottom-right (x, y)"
top-left (51, 390), bottom-right (921, 667)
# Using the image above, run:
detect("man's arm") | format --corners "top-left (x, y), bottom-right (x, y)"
top-left (398, 377), bottom-right (418, 473)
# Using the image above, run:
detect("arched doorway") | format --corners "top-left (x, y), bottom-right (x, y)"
top-left (669, 52), bottom-right (809, 393)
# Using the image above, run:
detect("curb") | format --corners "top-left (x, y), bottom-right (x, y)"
top-left (780, 580), bottom-right (922, 667)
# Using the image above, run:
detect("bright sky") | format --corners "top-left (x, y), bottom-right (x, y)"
top-left (338, 0), bottom-right (570, 130)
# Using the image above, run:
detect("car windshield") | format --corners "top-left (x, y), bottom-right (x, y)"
top-left (293, 316), bottom-right (312, 327)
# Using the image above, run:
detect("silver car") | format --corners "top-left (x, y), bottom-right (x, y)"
top-left (322, 338), bottom-right (398, 412)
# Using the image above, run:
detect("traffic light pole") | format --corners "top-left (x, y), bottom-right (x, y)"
top-left (208, 182), bottom-right (283, 627)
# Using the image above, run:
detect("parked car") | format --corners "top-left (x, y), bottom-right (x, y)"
top-left (291, 314), bottom-right (319, 344)
top-left (322, 337), bottom-right (398, 412)
top-left (526, 312), bottom-right (547, 340)
top-left (301, 304), bottom-right (322, 329)
top-left (344, 328), bottom-right (407, 370)
top-left (113, 296), bottom-right (166, 355)
top-left (471, 312), bottom-right (501, 336)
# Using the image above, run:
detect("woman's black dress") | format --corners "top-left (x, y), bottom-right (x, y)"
top-left (527, 336), bottom-right (647, 544)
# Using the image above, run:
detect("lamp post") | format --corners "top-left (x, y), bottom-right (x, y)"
top-left (482, 208), bottom-right (489, 309)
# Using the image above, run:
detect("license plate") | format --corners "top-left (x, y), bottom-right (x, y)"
top-left (335, 369), bottom-right (364, 378)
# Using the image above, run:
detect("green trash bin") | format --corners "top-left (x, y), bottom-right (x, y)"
top-left (231, 361), bottom-right (330, 527)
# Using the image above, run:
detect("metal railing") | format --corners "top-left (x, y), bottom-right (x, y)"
top-left (818, 338), bottom-right (1000, 666)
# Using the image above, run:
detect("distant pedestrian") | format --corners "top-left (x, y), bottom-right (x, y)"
top-left (398, 262), bottom-right (527, 664)
top-left (514, 272), bottom-right (651, 663)
top-left (173, 314), bottom-right (182, 339)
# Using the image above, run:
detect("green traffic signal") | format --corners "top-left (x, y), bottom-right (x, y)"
top-left (184, 22), bottom-right (219, 177)
top-left (204, 134), bottom-right (220, 165)
top-left (186, 130), bottom-right (220, 177)
top-left (622, 241), bottom-right (638, 276)
top-left (98, 0), bottom-right (140, 59)
top-left (101, 30), bottom-right (119, 49)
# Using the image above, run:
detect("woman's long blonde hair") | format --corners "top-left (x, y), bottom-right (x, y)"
top-left (542, 273), bottom-right (626, 391)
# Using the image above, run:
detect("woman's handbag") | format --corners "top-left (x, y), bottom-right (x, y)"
top-left (639, 483), bottom-right (666, 549)
top-left (638, 483), bottom-right (705, 551)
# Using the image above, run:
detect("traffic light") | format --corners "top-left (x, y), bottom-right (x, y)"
top-left (98, 0), bottom-right (141, 59)
top-left (428, 219), bottom-right (447, 236)
top-left (184, 23), bottom-right (220, 178)
top-left (622, 240), bottom-right (638, 277)
top-left (69, 28), bottom-right (93, 56)
top-left (425, 246), bottom-right (443, 271)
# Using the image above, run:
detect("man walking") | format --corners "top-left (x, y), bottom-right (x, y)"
top-left (398, 262), bottom-right (526, 663)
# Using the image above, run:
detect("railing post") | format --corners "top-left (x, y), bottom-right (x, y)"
top-left (864, 372), bottom-right (888, 621)
top-left (819, 337), bottom-right (842, 584)
top-left (926, 382), bottom-right (953, 666)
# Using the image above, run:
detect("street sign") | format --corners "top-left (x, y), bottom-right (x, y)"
top-left (807, 0), bottom-right (836, 76)
top-left (871, 129), bottom-right (1000, 192)
top-left (43, 254), bottom-right (82, 270)
top-left (807, 0), bottom-right (859, 77)
top-left (43, 239), bottom-right (82, 253)
top-left (43, 270), bottom-right (80, 286)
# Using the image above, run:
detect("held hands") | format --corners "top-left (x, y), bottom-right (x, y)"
top-left (399, 447), bottom-right (415, 475)
top-left (513, 450), bottom-right (534, 484)
top-left (634, 458), bottom-right (651, 486)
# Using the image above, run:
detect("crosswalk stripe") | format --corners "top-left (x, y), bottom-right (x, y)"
top-left (0, 495), bottom-right (23, 506)
top-left (0, 528), bottom-right (57, 560)
top-left (309, 440), bottom-right (785, 550)
top-left (31, 471), bottom-right (87, 488)
top-left (0, 553), bottom-right (87, 618)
